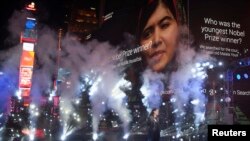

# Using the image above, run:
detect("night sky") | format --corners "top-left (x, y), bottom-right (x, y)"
top-left (1, 0), bottom-right (250, 49)
top-left (0, 0), bottom-right (144, 49)
top-left (0, 0), bottom-right (69, 50)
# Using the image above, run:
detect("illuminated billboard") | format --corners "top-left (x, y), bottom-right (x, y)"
top-left (20, 88), bottom-right (31, 97)
top-left (20, 51), bottom-right (35, 67)
top-left (19, 67), bottom-right (33, 88)
top-left (20, 17), bottom-right (37, 43)
top-left (23, 42), bottom-right (34, 51)
top-left (19, 50), bottom-right (34, 100)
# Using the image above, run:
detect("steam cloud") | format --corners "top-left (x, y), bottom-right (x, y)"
top-left (171, 48), bottom-right (207, 121)
top-left (139, 26), bottom-right (213, 135)
top-left (0, 9), bottom-right (132, 139)
top-left (169, 26), bottom-right (212, 131)
top-left (140, 69), bottom-right (165, 113)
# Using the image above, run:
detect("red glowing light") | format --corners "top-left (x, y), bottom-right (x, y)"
top-left (25, 2), bottom-right (36, 11)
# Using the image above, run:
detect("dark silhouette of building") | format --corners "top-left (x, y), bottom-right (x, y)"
top-left (66, 0), bottom-right (100, 42)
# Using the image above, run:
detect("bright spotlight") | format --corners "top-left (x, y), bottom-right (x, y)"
top-left (236, 74), bottom-right (241, 80)
top-left (123, 133), bottom-right (130, 140)
top-left (15, 90), bottom-right (22, 99)
top-left (190, 99), bottom-right (200, 105)
top-left (244, 73), bottom-right (249, 79)
top-left (195, 62), bottom-right (201, 68)
top-left (30, 104), bottom-right (35, 109)
top-left (29, 134), bottom-right (34, 141)
top-left (61, 134), bottom-right (66, 141)
top-left (209, 64), bottom-right (214, 69)
top-left (218, 61), bottom-right (223, 66)
top-left (93, 133), bottom-right (98, 141)
top-left (239, 61), bottom-right (243, 65)
top-left (219, 74), bottom-right (224, 79)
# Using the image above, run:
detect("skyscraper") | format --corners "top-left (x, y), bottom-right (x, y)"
top-left (67, 0), bottom-right (100, 42)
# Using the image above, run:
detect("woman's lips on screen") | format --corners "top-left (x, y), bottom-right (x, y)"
top-left (149, 51), bottom-right (165, 63)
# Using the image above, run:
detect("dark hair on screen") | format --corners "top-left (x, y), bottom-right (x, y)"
top-left (133, 0), bottom-right (178, 72)
top-left (131, 0), bottom-right (188, 77)
top-left (136, 0), bottom-right (176, 42)
top-left (149, 108), bottom-right (158, 117)
top-left (136, 0), bottom-right (187, 43)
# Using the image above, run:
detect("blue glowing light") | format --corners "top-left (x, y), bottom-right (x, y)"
top-left (243, 73), bottom-right (249, 79)
top-left (236, 74), bottom-right (241, 80)
top-left (239, 61), bottom-right (243, 65)
top-left (25, 19), bottom-right (36, 29)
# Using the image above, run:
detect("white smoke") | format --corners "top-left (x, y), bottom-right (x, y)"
top-left (54, 34), bottom-right (132, 139)
top-left (138, 26), bottom-right (214, 136)
top-left (31, 27), bottom-right (58, 104)
top-left (1, 9), bottom-right (133, 140)
top-left (140, 69), bottom-right (165, 113)
top-left (109, 76), bottom-right (132, 134)
top-left (0, 10), bottom-right (29, 125)
top-left (0, 45), bottom-right (21, 124)
top-left (82, 43), bottom-right (132, 138)
top-left (169, 26), bottom-right (213, 129)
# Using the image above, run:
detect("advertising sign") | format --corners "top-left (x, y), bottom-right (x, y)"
top-left (20, 51), bottom-right (35, 67)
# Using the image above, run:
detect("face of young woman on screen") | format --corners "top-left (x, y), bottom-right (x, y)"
top-left (140, 2), bottom-right (179, 72)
